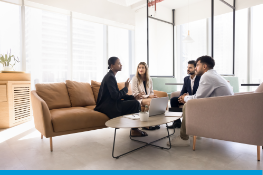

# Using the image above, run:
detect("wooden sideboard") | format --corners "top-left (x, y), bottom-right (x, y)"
top-left (0, 73), bottom-right (32, 128)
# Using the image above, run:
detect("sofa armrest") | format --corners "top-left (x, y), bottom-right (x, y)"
top-left (185, 93), bottom-right (263, 146)
top-left (154, 90), bottom-right (168, 98)
top-left (31, 90), bottom-right (54, 138)
top-left (171, 91), bottom-right (181, 98)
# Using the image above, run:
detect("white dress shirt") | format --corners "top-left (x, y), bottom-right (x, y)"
top-left (190, 75), bottom-right (196, 94)
top-left (184, 69), bottom-right (234, 103)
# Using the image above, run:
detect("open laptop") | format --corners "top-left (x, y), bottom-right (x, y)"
top-left (148, 97), bottom-right (169, 116)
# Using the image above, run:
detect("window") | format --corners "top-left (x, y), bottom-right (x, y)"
top-left (72, 19), bottom-right (104, 83)
top-left (25, 7), bottom-right (70, 88)
top-left (178, 19), bottom-right (207, 82)
top-left (0, 1), bottom-right (21, 71)
top-left (213, 12), bottom-right (233, 75)
top-left (149, 18), bottom-right (173, 77)
top-left (251, 4), bottom-right (263, 90)
top-left (235, 8), bottom-right (248, 92)
top-left (108, 26), bottom-right (130, 82)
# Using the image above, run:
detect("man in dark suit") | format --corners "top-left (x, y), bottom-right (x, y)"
top-left (167, 60), bottom-right (201, 129)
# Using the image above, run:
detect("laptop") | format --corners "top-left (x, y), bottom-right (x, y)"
top-left (148, 97), bottom-right (169, 116)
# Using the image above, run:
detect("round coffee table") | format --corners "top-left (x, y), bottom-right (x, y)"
top-left (106, 113), bottom-right (181, 159)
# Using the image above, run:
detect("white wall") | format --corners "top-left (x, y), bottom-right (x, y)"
top-left (27, 0), bottom-right (136, 26)
top-left (175, 0), bottom-right (263, 26)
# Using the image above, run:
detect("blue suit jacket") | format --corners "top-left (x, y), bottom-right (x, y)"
top-left (180, 76), bottom-right (201, 96)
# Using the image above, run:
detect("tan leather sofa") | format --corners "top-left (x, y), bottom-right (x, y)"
top-left (185, 83), bottom-right (263, 161)
top-left (31, 80), bottom-right (167, 152)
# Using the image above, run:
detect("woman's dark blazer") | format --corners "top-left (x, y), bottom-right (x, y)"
top-left (94, 70), bottom-right (135, 119)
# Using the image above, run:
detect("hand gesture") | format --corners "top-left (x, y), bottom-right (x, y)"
top-left (149, 94), bottom-right (158, 98)
top-left (135, 92), bottom-right (144, 100)
top-left (125, 78), bottom-right (130, 88)
top-left (178, 93), bottom-right (188, 104)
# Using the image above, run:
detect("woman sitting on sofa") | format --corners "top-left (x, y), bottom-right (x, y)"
top-left (94, 57), bottom-right (148, 137)
top-left (131, 62), bottom-right (159, 130)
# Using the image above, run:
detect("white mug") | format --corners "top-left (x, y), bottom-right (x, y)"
top-left (139, 112), bottom-right (149, 122)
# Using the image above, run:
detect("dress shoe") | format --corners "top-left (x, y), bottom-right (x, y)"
top-left (167, 120), bottom-right (181, 129)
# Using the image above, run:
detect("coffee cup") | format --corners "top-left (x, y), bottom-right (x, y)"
top-left (139, 112), bottom-right (149, 122)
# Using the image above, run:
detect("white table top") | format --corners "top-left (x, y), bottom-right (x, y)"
top-left (105, 112), bottom-right (182, 128)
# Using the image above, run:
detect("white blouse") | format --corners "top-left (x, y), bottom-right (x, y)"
top-left (131, 76), bottom-right (154, 99)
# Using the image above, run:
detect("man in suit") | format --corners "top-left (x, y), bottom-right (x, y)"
top-left (167, 60), bottom-right (201, 129)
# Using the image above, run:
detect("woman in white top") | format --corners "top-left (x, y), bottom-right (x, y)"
top-left (132, 62), bottom-right (159, 130)
top-left (132, 62), bottom-right (157, 101)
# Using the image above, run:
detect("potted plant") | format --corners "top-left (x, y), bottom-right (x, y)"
top-left (0, 50), bottom-right (20, 71)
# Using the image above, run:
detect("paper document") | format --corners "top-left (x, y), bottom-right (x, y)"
top-left (123, 114), bottom-right (140, 120)
top-left (165, 112), bottom-right (183, 117)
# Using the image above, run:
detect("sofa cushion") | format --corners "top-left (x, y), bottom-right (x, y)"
top-left (117, 82), bottom-right (133, 95)
top-left (255, 83), bottom-right (263, 93)
top-left (85, 105), bottom-right (96, 110)
top-left (91, 80), bottom-right (101, 102)
top-left (91, 80), bottom-right (132, 102)
top-left (35, 83), bottom-right (71, 110)
top-left (50, 107), bottom-right (109, 132)
top-left (66, 80), bottom-right (96, 107)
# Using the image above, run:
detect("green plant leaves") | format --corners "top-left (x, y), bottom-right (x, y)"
top-left (0, 50), bottom-right (19, 68)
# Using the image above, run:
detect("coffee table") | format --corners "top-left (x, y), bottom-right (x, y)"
top-left (105, 113), bottom-right (182, 159)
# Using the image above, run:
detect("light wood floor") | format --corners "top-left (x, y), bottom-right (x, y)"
top-left (0, 120), bottom-right (262, 170)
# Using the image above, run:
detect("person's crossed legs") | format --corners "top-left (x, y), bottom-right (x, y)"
top-left (167, 97), bottom-right (183, 129)
top-left (121, 100), bottom-right (148, 137)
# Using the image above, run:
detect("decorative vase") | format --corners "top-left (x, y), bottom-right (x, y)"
top-left (3, 66), bottom-right (13, 71)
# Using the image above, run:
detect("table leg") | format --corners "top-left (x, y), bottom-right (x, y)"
top-left (130, 124), bottom-right (174, 149)
top-left (111, 124), bottom-right (175, 159)
top-left (112, 128), bottom-right (150, 159)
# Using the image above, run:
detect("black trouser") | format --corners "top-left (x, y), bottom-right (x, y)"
top-left (120, 100), bottom-right (141, 130)
top-left (170, 97), bottom-right (182, 124)
top-left (170, 97), bottom-right (184, 108)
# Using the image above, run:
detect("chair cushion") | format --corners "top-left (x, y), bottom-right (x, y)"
top-left (255, 83), bottom-right (263, 93)
top-left (35, 83), bottom-right (71, 110)
top-left (50, 107), bottom-right (109, 132)
top-left (66, 80), bottom-right (96, 107)
top-left (91, 80), bottom-right (132, 102)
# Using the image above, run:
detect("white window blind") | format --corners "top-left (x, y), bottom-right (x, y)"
top-left (0, 1), bottom-right (21, 71)
top-left (235, 8), bottom-right (248, 92)
top-left (72, 18), bottom-right (104, 83)
top-left (179, 19), bottom-right (207, 82)
top-left (25, 7), bottom-right (70, 88)
top-left (251, 4), bottom-right (263, 91)
top-left (213, 12), bottom-right (233, 75)
top-left (148, 18), bottom-right (173, 77)
top-left (108, 26), bottom-right (130, 82)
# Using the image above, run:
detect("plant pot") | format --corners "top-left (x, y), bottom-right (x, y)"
top-left (3, 66), bottom-right (13, 71)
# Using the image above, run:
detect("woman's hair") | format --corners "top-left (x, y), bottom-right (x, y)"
top-left (136, 62), bottom-right (150, 88)
top-left (108, 57), bottom-right (118, 69)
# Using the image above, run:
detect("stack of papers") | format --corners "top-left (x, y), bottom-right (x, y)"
top-left (165, 112), bottom-right (183, 117)
top-left (122, 114), bottom-right (140, 120)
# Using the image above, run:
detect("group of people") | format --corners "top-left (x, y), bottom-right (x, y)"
top-left (94, 55), bottom-right (234, 147)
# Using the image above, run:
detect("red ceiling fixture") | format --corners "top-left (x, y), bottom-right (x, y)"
top-left (148, 0), bottom-right (164, 11)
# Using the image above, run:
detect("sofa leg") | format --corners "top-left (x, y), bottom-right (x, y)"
top-left (257, 146), bottom-right (260, 161)
top-left (41, 134), bottom-right (43, 139)
top-left (50, 137), bottom-right (53, 152)
top-left (193, 136), bottom-right (197, 151)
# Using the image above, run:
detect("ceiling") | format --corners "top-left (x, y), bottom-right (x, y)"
top-left (158, 0), bottom-right (205, 9)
